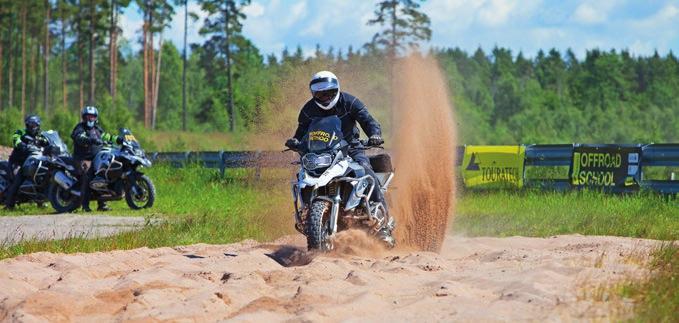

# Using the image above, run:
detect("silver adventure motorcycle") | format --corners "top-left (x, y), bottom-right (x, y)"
top-left (289, 115), bottom-right (396, 251)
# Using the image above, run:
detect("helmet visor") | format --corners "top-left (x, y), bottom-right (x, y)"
top-left (310, 77), bottom-right (339, 92)
top-left (26, 122), bottom-right (40, 135)
top-left (313, 89), bottom-right (339, 105)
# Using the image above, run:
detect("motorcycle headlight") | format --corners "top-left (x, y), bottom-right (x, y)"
top-left (302, 153), bottom-right (333, 170)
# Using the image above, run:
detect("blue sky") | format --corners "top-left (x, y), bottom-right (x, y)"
top-left (120, 0), bottom-right (679, 58)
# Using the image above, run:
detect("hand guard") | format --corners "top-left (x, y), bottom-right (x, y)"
top-left (285, 138), bottom-right (301, 150)
top-left (36, 137), bottom-right (49, 147)
top-left (368, 135), bottom-right (384, 146)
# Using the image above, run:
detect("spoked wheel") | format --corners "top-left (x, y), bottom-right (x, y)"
top-left (125, 175), bottom-right (156, 210)
top-left (305, 200), bottom-right (333, 251)
top-left (48, 183), bottom-right (80, 213)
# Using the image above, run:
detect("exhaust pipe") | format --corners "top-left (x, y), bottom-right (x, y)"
top-left (54, 171), bottom-right (75, 190)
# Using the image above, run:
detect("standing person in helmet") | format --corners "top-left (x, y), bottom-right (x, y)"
top-left (284, 71), bottom-right (393, 244)
top-left (5, 115), bottom-right (50, 209)
top-left (71, 106), bottom-right (120, 212)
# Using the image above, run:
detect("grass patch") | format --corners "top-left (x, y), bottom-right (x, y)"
top-left (0, 164), bottom-right (295, 259)
top-left (454, 190), bottom-right (679, 240)
top-left (148, 131), bottom-right (244, 151)
top-left (621, 242), bottom-right (679, 322)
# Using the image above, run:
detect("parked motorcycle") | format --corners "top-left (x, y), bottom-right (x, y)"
top-left (48, 128), bottom-right (155, 212)
top-left (289, 115), bottom-right (396, 251)
top-left (0, 131), bottom-right (75, 209)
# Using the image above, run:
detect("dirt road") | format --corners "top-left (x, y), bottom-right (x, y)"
top-left (0, 214), bottom-right (149, 246)
top-left (0, 233), bottom-right (657, 321)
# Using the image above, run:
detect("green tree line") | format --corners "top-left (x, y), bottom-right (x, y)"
top-left (1, 0), bottom-right (678, 148)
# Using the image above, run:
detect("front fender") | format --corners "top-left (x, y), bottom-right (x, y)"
top-left (298, 160), bottom-right (349, 189)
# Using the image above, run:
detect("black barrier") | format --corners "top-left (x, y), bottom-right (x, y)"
top-left (150, 143), bottom-right (679, 194)
top-left (570, 144), bottom-right (641, 192)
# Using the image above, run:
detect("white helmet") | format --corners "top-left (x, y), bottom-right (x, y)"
top-left (309, 71), bottom-right (340, 110)
top-left (81, 105), bottom-right (99, 128)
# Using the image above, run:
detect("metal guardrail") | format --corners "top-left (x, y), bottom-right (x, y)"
top-left (641, 144), bottom-right (679, 194)
top-left (524, 144), bottom-right (573, 191)
top-left (149, 150), bottom-right (293, 177)
top-left (150, 143), bottom-right (679, 194)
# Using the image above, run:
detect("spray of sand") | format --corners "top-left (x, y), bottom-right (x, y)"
top-left (390, 55), bottom-right (457, 252)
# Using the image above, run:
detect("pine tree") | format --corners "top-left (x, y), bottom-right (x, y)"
top-left (197, 0), bottom-right (251, 132)
top-left (366, 0), bottom-right (431, 58)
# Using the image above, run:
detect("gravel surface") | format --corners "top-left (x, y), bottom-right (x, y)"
top-left (0, 146), bottom-right (11, 161)
top-left (0, 214), bottom-right (149, 246)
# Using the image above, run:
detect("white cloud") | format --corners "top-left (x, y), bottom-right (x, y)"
top-left (119, 12), bottom-right (143, 44)
top-left (572, 3), bottom-right (606, 24)
top-left (632, 4), bottom-right (679, 28)
top-left (571, 0), bottom-right (620, 25)
top-left (284, 1), bottom-right (308, 27)
top-left (243, 2), bottom-right (265, 18)
top-left (299, 1), bottom-right (368, 37)
top-left (476, 0), bottom-right (518, 27)
top-left (629, 40), bottom-right (655, 56)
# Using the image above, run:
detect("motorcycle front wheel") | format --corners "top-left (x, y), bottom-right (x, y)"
top-left (305, 200), bottom-right (332, 251)
top-left (48, 182), bottom-right (80, 213)
top-left (125, 175), bottom-right (155, 210)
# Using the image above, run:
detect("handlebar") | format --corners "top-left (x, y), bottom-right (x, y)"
top-left (359, 139), bottom-right (384, 150)
top-left (283, 140), bottom-right (383, 153)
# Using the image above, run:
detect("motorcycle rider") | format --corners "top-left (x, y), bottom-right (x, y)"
top-left (4, 115), bottom-right (50, 209)
top-left (71, 106), bottom-right (121, 212)
top-left (284, 71), bottom-right (394, 245)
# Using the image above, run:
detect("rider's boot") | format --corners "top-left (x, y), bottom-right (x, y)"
top-left (4, 175), bottom-right (23, 210)
top-left (377, 216), bottom-right (396, 248)
top-left (372, 201), bottom-right (396, 248)
top-left (97, 201), bottom-right (111, 212)
top-left (82, 203), bottom-right (93, 212)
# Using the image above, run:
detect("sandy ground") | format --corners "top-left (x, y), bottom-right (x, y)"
top-left (0, 214), bottom-right (149, 246)
top-left (0, 146), bottom-right (11, 161)
top-left (0, 233), bottom-right (657, 322)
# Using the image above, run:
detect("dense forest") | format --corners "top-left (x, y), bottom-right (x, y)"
top-left (1, 0), bottom-right (679, 150)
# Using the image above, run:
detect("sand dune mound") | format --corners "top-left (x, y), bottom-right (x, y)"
top-left (0, 234), bottom-right (657, 321)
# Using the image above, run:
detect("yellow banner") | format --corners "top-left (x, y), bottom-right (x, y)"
top-left (461, 145), bottom-right (525, 188)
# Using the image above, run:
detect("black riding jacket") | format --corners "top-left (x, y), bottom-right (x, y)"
top-left (8, 129), bottom-right (48, 166)
top-left (293, 92), bottom-right (381, 146)
top-left (71, 122), bottom-right (117, 160)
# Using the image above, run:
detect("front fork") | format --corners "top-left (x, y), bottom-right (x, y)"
top-left (124, 170), bottom-right (143, 196)
top-left (292, 183), bottom-right (341, 237)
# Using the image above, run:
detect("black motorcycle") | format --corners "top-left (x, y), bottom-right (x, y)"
top-left (48, 128), bottom-right (155, 212)
top-left (0, 131), bottom-right (75, 208)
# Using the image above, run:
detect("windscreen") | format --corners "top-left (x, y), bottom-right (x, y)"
top-left (42, 130), bottom-right (69, 156)
top-left (305, 116), bottom-right (343, 152)
top-left (119, 128), bottom-right (141, 151)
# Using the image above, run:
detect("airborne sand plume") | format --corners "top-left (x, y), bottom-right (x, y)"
top-left (390, 55), bottom-right (457, 251)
